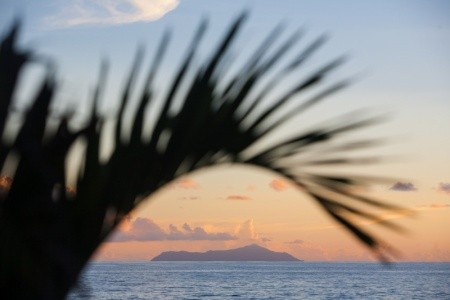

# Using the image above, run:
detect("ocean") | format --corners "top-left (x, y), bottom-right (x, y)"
top-left (68, 262), bottom-right (450, 299)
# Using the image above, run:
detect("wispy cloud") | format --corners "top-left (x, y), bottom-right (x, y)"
top-left (175, 178), bottom-right (199, 189)
top-left (285, 239), bottom-right (304, 245)
top-left (166, 177), bottom-right (199, 190)
top-left (46, 0), bottom-right (180, 28)
top-left (425, 203), bottom-right (450, 209)
top-left (179, 196), bottom-right (199, 200)
top-left (109, 218), bottom-right (237, 242)
top-left (227, 195), bottom-right (251, 201)
top-left (389, 182), bottom-right (417, 192)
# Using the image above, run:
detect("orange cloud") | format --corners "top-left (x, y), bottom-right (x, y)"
top-left (227, 195), bottom-right (251, 201)
top-left (269, 179), bottom-right (289, 191)
top-left (428, 203), bottom-right (450, 209)
top-left (175, 178), bottom-right (199, 189)
top-left (0, 175), bottom-right (12, 195)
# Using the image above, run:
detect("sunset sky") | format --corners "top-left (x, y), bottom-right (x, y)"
top-left (1, 0), bottom-right (449, 261)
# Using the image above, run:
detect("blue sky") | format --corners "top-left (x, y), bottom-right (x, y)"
top-left (1, 0), bottom-right (449, 261)
top-left (1, 0), bottom-right (449, 184)
top-left (2, 1), bottom-right (449, 96)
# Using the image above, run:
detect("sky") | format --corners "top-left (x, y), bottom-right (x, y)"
top-left (1, 0), bottom-right (449, 261)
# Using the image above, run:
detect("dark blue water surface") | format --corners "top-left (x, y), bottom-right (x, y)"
top-left (68, 262), bottom-right (450, 299)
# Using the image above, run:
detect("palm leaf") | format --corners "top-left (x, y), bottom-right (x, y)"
top-left (0, 14), bottom-right (409, 298)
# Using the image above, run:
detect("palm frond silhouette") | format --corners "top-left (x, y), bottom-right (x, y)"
top-left (0, 15), bottom-right (407, 299)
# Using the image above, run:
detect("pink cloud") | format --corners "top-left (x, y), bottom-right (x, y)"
top-left (236, 219), bottom-right (258, 240)
top-left (108, 218), bottom-right (237, 242)
top-left (174, 178), bottom-right (199, 189)
top-left (47, 0), bottom-right (180, 28)
top-left (234, 219), bottom-right (269, 243)
top-left (227, 195), bottom-right (251, 201)
top-left (269, 179), bottom-right (289, 191)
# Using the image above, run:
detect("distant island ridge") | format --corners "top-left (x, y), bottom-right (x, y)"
top-left (151, 244), bottom-right (302, 261)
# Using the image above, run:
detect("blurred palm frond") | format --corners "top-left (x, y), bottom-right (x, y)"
top-left (0, 14), bottom-right (408, 299)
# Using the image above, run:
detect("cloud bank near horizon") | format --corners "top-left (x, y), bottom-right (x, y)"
top-left (107, 218), bottom-right (273, 244)
top-left (46, 0), bottom-right (180, 28)
top-left (109, 218), bottom-right (237, 242)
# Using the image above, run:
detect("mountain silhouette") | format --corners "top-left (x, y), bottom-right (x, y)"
top-left (151, 244), bottom-right (301, 261)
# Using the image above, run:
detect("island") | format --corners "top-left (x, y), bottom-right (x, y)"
top-left (151, 244), bottom-right (302, 261)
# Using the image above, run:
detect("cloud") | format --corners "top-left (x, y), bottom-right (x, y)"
top-left (166, 177), bottom-right (199, 190)
top-left (234, 219), bottom-right (272, 244)
top-left (437, 182), bottom-right (450, 194)
top-left (109, 218), bottom-right (237, 242)
top-left (428, 203), bottom-right (450, 209)
top-left (175, 178), bottom-right (199, 189)
top-left (0, 176), bottom-right (12, 194)
top-left (269, 179), bottom-right (289, 191)
top-left (236, 219), bottom-right (258, 240)
top-left (177, 223), bottom-right (237, 241)
top-left (179, 196), bottom-right (199, 200)
top-left (285, 239), bottom-right (304, 245)
top-left (389, 182), bottom-right (417, 192)
top-left (227, 195), bottom-right (251, 201)
top-left (47, 0), bottom-right (179, 27)
top-left (234, 219), bottom-right (270, 243)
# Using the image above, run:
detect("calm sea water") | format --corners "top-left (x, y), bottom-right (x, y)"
top-left (68, 262), bottom-right (450, 299)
